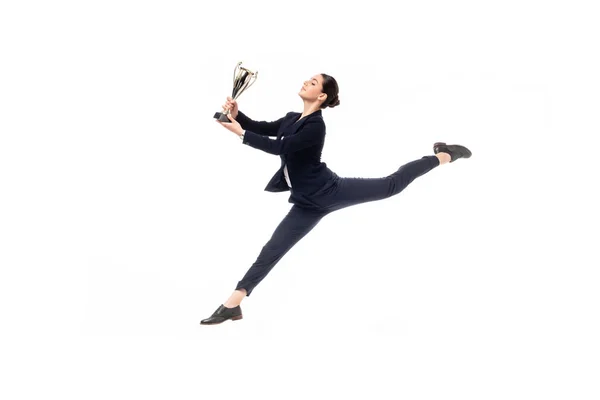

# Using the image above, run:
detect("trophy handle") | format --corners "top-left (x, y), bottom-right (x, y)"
top-left (245, 71), bottom-right (258, 90)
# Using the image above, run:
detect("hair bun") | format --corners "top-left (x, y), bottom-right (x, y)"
top-left (328, 95), bottom-right (340, 108)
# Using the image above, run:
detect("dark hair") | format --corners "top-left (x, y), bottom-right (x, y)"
top-left (320, 73), bottom-right (340, 109)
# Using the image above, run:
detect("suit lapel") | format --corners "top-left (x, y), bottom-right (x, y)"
top-left (277, 111), bottom-right (320, 140)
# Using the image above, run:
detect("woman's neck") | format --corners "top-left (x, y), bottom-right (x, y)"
top-left (300, 101), bottom-right (321, 119)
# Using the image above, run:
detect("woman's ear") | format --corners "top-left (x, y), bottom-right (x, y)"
top-left (318, 93), bottom-right (327, 103)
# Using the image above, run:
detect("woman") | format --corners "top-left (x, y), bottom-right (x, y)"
top-left (200, 73), bottom-right (471, 325)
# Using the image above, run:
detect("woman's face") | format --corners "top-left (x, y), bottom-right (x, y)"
top-left (299, 74), bottom-right (327, 104)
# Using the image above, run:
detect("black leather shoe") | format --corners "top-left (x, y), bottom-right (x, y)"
top-left (200, 304), bottom-right (243, 325)
top-left (433, 142), bottom-right (472, 163)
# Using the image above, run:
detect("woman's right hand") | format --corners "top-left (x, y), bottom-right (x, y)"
top-left (222, 96), bottom-right (239, 119)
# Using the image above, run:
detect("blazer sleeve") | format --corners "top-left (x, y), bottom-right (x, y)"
top-left (242, 119), bottom-right (325, 155)
top-left (236, 111), bottom-right (286, 137)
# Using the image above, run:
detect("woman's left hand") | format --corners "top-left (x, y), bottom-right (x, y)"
top-left (216, 114), bottom-right (244, 137)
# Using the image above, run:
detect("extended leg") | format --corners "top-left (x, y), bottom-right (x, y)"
top-left (233, 205), bottom-right (327, 298)
top-left (326, 155), bottom-right (441, 212)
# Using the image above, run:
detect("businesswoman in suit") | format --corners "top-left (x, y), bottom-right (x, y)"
top-left (201, 73), bottom-right (472, 325)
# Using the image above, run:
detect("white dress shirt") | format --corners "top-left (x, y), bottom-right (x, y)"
top-left (283, 164), bottom-right (292, 188)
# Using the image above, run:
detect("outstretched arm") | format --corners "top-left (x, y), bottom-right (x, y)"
top-left (236, 111), bottom-right (287, 137)
top-left (243, 119), bottom-right (325, 155)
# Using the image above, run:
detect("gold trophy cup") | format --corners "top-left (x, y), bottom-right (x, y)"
top-left (213, 61), bottom-right (258, 123)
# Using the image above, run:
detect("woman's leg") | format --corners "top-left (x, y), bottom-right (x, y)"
top-left (226, 205), bottom-right (327, 304)
top-left (326, 155), bottom-right (443, 212)
top-left (223, 154), bottom-right (448, 306)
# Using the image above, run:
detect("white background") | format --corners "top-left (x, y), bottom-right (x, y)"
top-left (1, 0), bottom-right (599, 399)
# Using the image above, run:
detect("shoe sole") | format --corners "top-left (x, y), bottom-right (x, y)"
top-left (200, 315), bottom-right (243, 325)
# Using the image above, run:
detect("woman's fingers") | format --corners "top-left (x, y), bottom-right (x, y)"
top-left (224, 98), bottom-right (237, 111)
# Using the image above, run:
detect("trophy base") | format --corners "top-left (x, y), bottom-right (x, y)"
top-left (213, 112), bottom-right (232, 123)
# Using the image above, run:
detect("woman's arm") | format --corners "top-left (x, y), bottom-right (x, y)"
top-left (242, 119), bottom-right (325, 155)
top-left (236, 111), bottom-right (287, 137)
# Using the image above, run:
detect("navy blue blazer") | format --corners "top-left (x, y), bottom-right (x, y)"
top-left (237, 109), bottom-right (339, 207)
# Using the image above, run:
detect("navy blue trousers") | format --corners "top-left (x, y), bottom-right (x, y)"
top-left (235, 155), bottom-right (440, 296)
